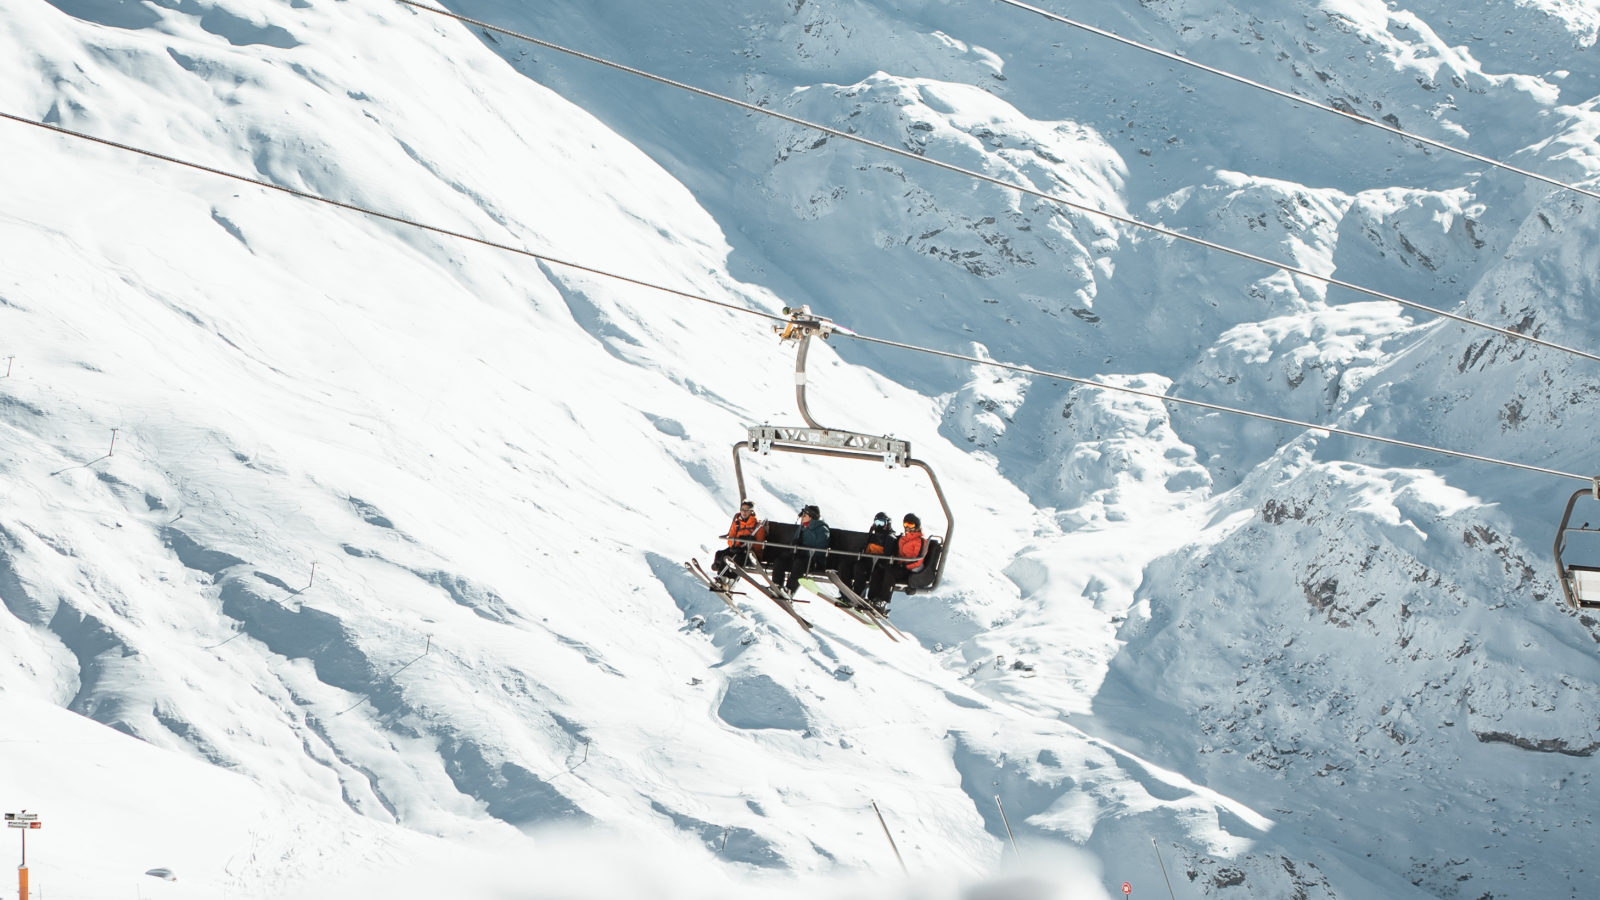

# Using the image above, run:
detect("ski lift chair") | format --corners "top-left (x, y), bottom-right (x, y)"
top-left (727, 307), bottom-right (953, 592)
top-left (1553, 478), bottom-right (1600, 610)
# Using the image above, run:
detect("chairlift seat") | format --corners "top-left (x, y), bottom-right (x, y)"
top-left (904, 538), bottom-right (943, 593)
top-left (827, 528), bottom-right (873, 555)
top-left (765, 521), bottom-right (800, 548)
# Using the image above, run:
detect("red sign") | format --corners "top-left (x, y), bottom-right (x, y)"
top-left (1122, 883), bottom-right (1132, 895)
top-left (28, 822), bottom-right (40, 829)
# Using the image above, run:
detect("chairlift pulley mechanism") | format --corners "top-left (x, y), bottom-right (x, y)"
top-left (775, 305), bottom-right (835, 344)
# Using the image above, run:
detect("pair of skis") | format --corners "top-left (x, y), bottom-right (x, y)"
top-left (688, 557), bottom-right (903, 641)
top-left (804, 570), bottom-right (905, 642)
top-left (685, 558), bottom-right (746, 617)
top-left (685, 558), bottom-right (813, 631)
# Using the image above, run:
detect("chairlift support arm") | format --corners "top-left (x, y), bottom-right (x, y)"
top-left (778, 306), bottom-right (837, 432)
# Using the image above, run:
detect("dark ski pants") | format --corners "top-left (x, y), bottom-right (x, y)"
top-left (868, 562), bottom-right (918, 605)
top-left (712, 545), bottom-right (755, 575)
top-left (770, 548), bottom-right (826, 593)
top-left (844, 553), bottom-right (889, 597)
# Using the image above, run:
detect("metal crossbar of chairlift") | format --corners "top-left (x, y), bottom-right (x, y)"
top-left (721, 535), bottom-right (931, 567)
top-left (729, 307), bottom-right (955, 590)
top-left (1553, 477), bottom-right (1600, 611)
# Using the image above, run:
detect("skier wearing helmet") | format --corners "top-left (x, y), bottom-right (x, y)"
top-left (845, 511), bottom-right (897, 598)
top-left (867, 513), bottom-right (927, 611)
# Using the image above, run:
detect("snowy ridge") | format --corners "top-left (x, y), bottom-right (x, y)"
top-left (2, 0), bottom-right (1600, 898)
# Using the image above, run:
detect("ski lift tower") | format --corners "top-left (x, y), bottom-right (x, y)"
top-left (6, 812), bottom-right (41, 900)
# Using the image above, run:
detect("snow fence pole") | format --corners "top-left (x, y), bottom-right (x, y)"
top-left (1152, 839), bottom-right (1176, 900)
top-left (994, 796), bottom-right (1021, 862)
top-left (870, 800), bottom-right (908, 875)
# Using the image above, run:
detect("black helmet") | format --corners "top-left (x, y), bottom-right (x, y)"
top-left (873, 512), bottom-right (890, 527)
top-left (801, 504), bottom-right (821, 519)
top-left (903, 512), bottom-right (921, 529)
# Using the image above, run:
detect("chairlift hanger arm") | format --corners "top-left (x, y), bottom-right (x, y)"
top-left (777, 306), bottom-right (840, 432)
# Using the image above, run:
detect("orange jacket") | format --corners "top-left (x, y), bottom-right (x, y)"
top-left (726, 513), bottom-right (765, 547)
top-left (898, 531), bottom-right (927, 571)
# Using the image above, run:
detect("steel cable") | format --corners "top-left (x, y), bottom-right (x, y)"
top-left (394, 1), bottom-right (1600, 365)
top-left (0, 112), bottom-right (1587, 482)
top-left (840, 330), bottom-right (1592, 482)
top-left (0, 111), bottom-right (788, 329)
top-left (994, 0), bottom-right (1600, 204)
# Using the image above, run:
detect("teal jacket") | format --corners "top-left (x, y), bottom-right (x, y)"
top-left (797, 519), bottom-right (831, 550)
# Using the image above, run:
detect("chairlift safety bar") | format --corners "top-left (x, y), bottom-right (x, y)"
top-left (712, 534), bottom-right (937, 566)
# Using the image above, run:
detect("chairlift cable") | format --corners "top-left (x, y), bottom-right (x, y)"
top-left (394, 0), bottom-right (1600, 366)
top-left (1, 110), bottom-right (1586, 483)
top-left (839, 330), bottom-right (1592, 483)
top-left (993, 0), bottom-right (1600, 205)
top-left (0, 111), bottom-right (789, 331)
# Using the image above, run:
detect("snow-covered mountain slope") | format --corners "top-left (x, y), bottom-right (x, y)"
top-left (2, 0), bottom-right (1599, 897)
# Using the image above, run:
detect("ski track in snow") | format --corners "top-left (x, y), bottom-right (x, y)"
top-left (1, 0), bottom-right (1598, 897)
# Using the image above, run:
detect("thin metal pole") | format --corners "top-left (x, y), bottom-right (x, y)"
top-left (995, 795), bottom-right (1021, 862)
top-left (108, 429), bottom-right (118, 457)
top-left (1152, 839), bottom-right (1177, 900)
top-left (5, 357), bottom-right (13, 377)
top-left (871, 800), bottom-right (908, 875)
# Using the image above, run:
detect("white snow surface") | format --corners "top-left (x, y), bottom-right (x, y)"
top-left (1, 0), bottom-right (1598, 897)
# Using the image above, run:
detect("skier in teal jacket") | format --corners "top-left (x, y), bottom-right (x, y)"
top-left (770, 504), bottom-right (830, 598)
